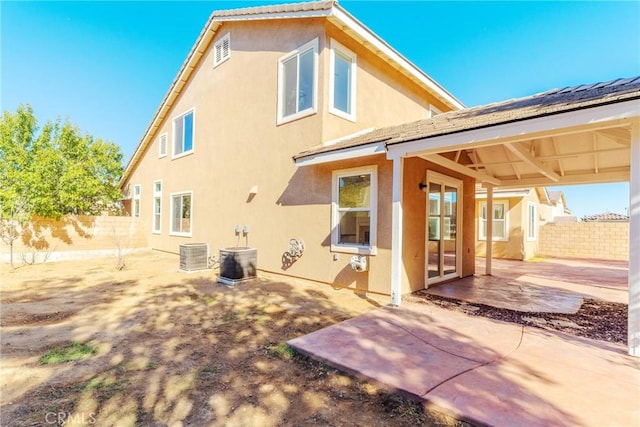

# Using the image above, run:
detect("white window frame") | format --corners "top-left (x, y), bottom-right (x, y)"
top-left (170, 191), bottom-right (193, 237)
top-left (172, 108), bottom-right (195, 159)
top-left (277, 38), bottom-right (319, 125)
top-left (152, 180), bottom-right (162, 234)
top-left (527, 202), bottom-right (537, 241)
top-left (213, 33), bottom-right (231, 67)
top-left (158, 133), bottom-right (167, 158)
top-left (331, 165), bottom-right (377, 255)
top-left (329, 39), bottom-right (356, 122)
top-left (478, 200), bottom-right (509, 241)
top-left (133, 184), bottom-right (141, 218)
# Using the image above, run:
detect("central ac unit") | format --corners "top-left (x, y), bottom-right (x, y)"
top-left (179, 243), bottom-right (209, 271)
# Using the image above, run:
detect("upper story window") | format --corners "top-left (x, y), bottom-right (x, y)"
top-left (133, 184), bottom-right (141, 218)
top-left (158, 133), bottom-right (167, 158)
top-left (331, 166), bottom-right (377, 255)
top-left (329, 39), bottom-right (356, 121)
top-left (479, 201), bottom-right (509, 241)
top-left (214, 33), bottom-right (231, 67)
top-left (277, 38), bottom-right (318, 124)
top-left (173, 109), bottom-right (194, 158)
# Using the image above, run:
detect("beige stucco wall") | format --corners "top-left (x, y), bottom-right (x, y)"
top-left (539, 222), bottom-right (629, 260)
top-left (122, 18), bottom-right (458, 295)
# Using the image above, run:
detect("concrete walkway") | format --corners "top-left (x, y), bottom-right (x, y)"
top-left (288, 302), bottom-right (640, 427)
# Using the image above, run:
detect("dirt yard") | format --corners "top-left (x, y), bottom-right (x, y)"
top-left (1, 251), bottom-right (469, 427)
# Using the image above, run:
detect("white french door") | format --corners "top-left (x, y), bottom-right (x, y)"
top-left (425, 171), bottom-right (463, 286)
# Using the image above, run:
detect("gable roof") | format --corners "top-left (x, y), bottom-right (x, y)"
top-left (294, 76), bottom-right (640, 163)
top-left (121, 0), bottom-right (463, 182)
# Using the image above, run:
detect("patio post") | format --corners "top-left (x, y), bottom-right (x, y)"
top-left (629, 121), bottom-right (640, 357)
top-left (486, 183), bottom-right (494, 275)
top-left (390, 156), bottom-right (404, 306)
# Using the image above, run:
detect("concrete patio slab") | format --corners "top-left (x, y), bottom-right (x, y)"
top-left (425, 258), bottom-right (629, 313)
top-left (426, 275), bottom-right (584, 313)
top-left (288, 302), bottom-right (640, 427)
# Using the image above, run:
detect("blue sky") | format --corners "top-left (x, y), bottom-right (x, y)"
top-left (2, 1), bottom-right (639, 217)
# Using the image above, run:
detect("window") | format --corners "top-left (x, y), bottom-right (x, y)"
top-left (479, 201), bottom-right (508, 241)
top-left (170, 192), bottom-right (192, 236)
top-left (173, 109), bottom-right (194, 158)
top-left (329, 40), bottom-right (356, 121)
top-left (133, 185), bottom-right (141, 218)
top-left (331, 166), bottom-right (377, 254)
top-left (158, 133), bottom-right (167, 157)
top-left (277, 39), bottom-right (318, 124)
top-left (213, 33), bottom-right (230, 67)
top-left (153, 180), bottom-right (162, 233)
top-left (527, 202), bottom-right (537, 241)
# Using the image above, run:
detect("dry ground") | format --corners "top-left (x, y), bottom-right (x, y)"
top-left (1, 251), bottom-right (469, 427)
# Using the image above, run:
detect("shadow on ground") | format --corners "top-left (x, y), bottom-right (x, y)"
top-left (0, 252), bottom-right (466, 427)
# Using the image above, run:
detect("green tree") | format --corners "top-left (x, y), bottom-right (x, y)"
top-left (0, 104), bottom-right (124, 266)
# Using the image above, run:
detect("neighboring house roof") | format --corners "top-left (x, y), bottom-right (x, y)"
top-left (121, 0), bottom-right (463, 183)
top-left (547, 190), bottom-right (564, 204)
top-left (294, 76), bottom-right (640, 162)
top-left (582, 212), bottom-right (629, 222)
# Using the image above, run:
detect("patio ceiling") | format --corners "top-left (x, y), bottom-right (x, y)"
top-left (421, 124), bottom-right (631, 189)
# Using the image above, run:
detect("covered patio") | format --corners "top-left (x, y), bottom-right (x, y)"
top-left (383, 78), bottom-right (639, 355)
top-left (296, 77), bottom-right (640, 355)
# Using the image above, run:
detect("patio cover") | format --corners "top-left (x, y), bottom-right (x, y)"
top-left (294, 77), bottom-right (640, 356)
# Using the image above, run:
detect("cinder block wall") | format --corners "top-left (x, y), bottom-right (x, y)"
top-left (538, 222), bottom-right (629, 260)
top-left (0, 215), bottom-right (147, 263)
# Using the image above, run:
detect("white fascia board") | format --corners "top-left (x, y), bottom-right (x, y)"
top-left (330, 8), bottom-right (464, 111)
top-left (295, 142), bottom-right (386, 167)
top-left (214, 9), bottom-right (332, 22)
top-left (387, 99), bottom-right (640, 160)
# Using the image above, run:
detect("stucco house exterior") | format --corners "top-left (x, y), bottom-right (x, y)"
top-left (474, 187), bottom-right (574, 260)
top-left (120, 1), bottom-right (640, 355)
top-left (475, 187), bottom-right (548, 260)
top-left (120, 1), bottom-right (467, 297)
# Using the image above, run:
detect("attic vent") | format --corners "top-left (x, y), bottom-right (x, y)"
top-left (179, 243), bottom-right (209, 271)
top-left (214, 33), bottom-right (231, 67)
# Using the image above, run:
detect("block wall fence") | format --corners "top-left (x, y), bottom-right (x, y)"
top-left (0, 215), bottom-right (147, 264)
top-left (538, 222), bottom-right (629, 261)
